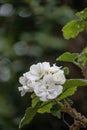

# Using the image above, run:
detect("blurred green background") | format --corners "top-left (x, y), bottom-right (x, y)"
top-left (0, 0), bottom-right (87, 130)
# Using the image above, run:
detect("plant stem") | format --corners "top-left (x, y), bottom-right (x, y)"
top-left (82, 68), bottom-right (87, 79)
top-left (63, 100), bottom-right (87, 130)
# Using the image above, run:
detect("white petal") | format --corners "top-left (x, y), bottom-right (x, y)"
top-left (33, 79), bottom-right (63, 101)
top-left (42, 62), bottom-right (51, 73)
top-left (18, 86), bottom-right (23, 91)
top-left (18, 86), bottom-right (28, 96)
top-left (40, 95), bottom-right (48, 101)
top-left (30, 63), bottom-right (44, 75)
top-left (30, 64), bottom-right (41, 75)
top-left (34, 82), bottom-right (45, 95)
top-left (29, 63), bottom-right (45, 79)
top-left (43, 74), bottom-right (55, 84)
top-left (53, 70), bottom-right (66, 84)
top-left (50, 64), bottom-right (60, 73)
top-left (25, 72), bottom-right (40, 81)
top-left (19, 76), bottom-right (27, 85)
top-left (18, 83), bottom-right (34, 96)
top-left (47, 85), bottom-right (63, 99)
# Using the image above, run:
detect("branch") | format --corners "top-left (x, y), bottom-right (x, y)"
top-left (70, 120), bottom-right (85, 130)
top-left (63, 100), bottom-right (87, 130)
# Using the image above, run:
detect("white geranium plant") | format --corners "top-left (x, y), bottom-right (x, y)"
top-left (19, 62), bottom-right (65, 101)
top-left (18, 8), bottom-right (87, 130)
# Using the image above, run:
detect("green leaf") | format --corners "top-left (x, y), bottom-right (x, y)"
top-left (63, 79), bottom-right (87, 89)
top-left (58, 87), bottom-right (77, 101)
top-left (62, 20), bottom-right (87, 39)
top-left (38, 101), bottom-right (53, 114)
top-left (57, 52), bottom-right (78, 63)
top-left (76, 48), bottom-right (87, 68)
top-left (66, 98), bottom-right (73, 106)
top-left (51, 103), bottom-right (63, 119)
top-left (64, 79), bottom-right (87, 88)
top-left (19, 102), bottom-right (40, 128)
top-left (51, 110), bottom-right (61, 119)
top-left (32, 96), bottom-right (39, 107)
top-left (63, 67), bottom-right (69, 75)
top-left (58, 78), bottom-right (87, 100)
top-left (76, 8), bottom-right (87, 20)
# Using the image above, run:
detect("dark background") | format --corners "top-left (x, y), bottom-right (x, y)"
top-left (0, 0), bottom-right (87, 130)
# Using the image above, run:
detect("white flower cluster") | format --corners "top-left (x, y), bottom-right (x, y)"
top-left (18, 62), bottom-right (66, 101)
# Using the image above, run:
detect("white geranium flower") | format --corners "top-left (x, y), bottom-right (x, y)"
top-left (18, 75), bottom-right (34, 96)
top-left (19, 76), bottom-right (28, 86)
top-left (53, 70), bottom-right (66, 85)
top-left (18, 62), bottom-right (66, 101)
top-left (18, 86), bottom-right (30, 96)
top-left (27, 63), bottom-right (44, 81)
top-left (42, 62), bottom-right (51, 73)
top-left (34, 74), bottom-right (63, 101)
top-left (50, 64), bottom-right (60, 73)
top-left (23, 71), bottom-right (39, 81)
top-left (26, 62), bottom-right (51, 81)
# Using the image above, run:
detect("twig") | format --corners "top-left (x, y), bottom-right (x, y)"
top-left (70, 119), bottom-right (85, 130)
top-left (63, 100), bottom-right (87, 130)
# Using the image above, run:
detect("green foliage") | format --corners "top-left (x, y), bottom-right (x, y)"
top-left (38, 101), bottom-right (53, 114)
top-left (57, 52), bottom-right (78, 63)
top-left (62, 8), bottom-right (87, 39)
top-left (62, 20), bottom-right (87, 39)
top-left (19, 102), bottom-right (40, 128)
top-left (66, 98), bottom-right (73, 106)
top-left (63, 79), bottom-right (87, 89)
top-left (51, 104), bottom-right (62, 119)
top-left (57, 49), bottom-right (87, 70)
top-left (58, 79), bottom-right (87, 101)
top-left (76, 47), bottom-right (87, 69)
top-left (76, 8), bottom-right (87, 20)
top-left (58, 87), bottom-right (77, 101)
top-left (63, 67), bottom-right (69, 75)
top-left (31, 95), bottom-right (39, 107)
